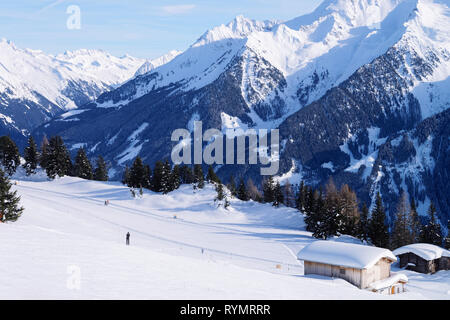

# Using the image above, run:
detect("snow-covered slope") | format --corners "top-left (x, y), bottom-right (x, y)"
top-left (2, 175), bottom-right (448, 299)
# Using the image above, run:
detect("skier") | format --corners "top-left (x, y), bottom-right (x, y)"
top-left (126, 232), bottom-right (130, 246)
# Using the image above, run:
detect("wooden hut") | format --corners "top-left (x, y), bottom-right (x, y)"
top-left (297, 241), bottom-right (407, 293)
top-left (393, 243), bottom-right (450, 274)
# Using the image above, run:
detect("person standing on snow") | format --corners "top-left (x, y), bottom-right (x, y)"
top-left (126, 232), bottom-right (130, 246)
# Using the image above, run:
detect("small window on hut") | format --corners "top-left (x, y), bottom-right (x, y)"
top-left (339, 268), bottom-right (345, 275)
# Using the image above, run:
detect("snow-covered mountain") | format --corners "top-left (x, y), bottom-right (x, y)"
top-left (36, 0), bottom-right (450, 222)
top-left (0, 40), bottom-right (147, 141)
top-left (90, 0), bottom-right (449, 122)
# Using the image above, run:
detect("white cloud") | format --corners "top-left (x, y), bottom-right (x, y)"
top-left (161, 4), bottom-right (196, 15)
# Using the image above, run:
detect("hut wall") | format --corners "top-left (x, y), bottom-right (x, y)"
top-left (304, 261), bottom-right (362, 288)
top-left (438, 257), bottom-right (449, 271)
top-left (398, 252), bottom-right (442, 274)
top-left (360, 258), bottom-right (391, 289)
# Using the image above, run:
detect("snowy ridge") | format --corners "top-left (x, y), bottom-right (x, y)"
top-left (0, 39), bottom-right (145, 110)
top-left (193, 15), bottom-right (279, 47)
top-left (133, 50), bottom-right (182, 77)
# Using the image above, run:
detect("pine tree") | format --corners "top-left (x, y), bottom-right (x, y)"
top-left (179, 165), bottom-right (194, 185)
top-left (391, 191), bottom-right (414, 249)
top-left (338, 184), bottom-right (360, 237)
top-left (409, 198), bottom-right (421, 243)
top-left (313, 189), bottom-right (331, 239)
top-left (227, 175), bottom-right (237, 198)
top-left (151, 161), bottom-right (164, 192)
top-left (39, 135), bottom-right (50, 170)
top-left (419, 202), bottom-right (443, 246)
top-left (0, 136), bottom-right (20, 176)
top-left (0, 168), bottom-right (24, 222)
top-left (215, 183), bottom-right (225, 202)
top-left (160, 160), bottom-right (172, 194)
top-left (215, 183), bottom-right (230, 209)
top-left (143, 165), bottom-right (151, 189)
top-left (283, 180), bottom-right (295, 207)
top-left (303, 186), bottom-right (318, 233)
top-left (73, 148), bottom-right (93, 180)
top-left (23, 136), bottom-right (39, 176)
top-left (317, 181), bottom-right (340, 239)
top-left (368, 192), bottom-right (390, 248)
top-left (193, 164), bottom-right (204, 189)
top-left (296, 181), bottom-right (306, 211)
top-left (247, 179), bottom-right (263, 202)
top-left (129, 157), bottom-right (147, 189)
top-left (445, 220), bottom-right (450, 250)
top-left (263, 177), bottom-right (275, 203)
top-left (273, 181), bottom-right (284, 207)
top-left (206, 166), bottom-right (221, 184)
top-left (304, 188), bottom-right (324, 235)
top-left (358, 203), bottom-right (370, 241)
top-left (93, 156), bottom-right (108, 181)
top-left (170, 164), bottom-right (181, 191)
top-left (44, 136), bottom-right (72, 179)
top-left (122, 166), bottom-right (131, 186)
top-left (237, 178), bottom-right (249, 201)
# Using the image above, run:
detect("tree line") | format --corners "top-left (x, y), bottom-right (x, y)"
top-left (0, 135), bottom-right (109, 223)
top-left (267, 177), bottom-right (448, 250)
top-left (1, 133), bottom-right (449, 250)
top-left (0, 135), bottom-right (109, 182)
top-left (120, 152), bottom-right (449, 250)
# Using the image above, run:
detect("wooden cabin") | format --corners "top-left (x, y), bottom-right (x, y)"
top-left (297, 241), bottom-right (407, 294)
top-left (393, 243), bottom-right (450, 274)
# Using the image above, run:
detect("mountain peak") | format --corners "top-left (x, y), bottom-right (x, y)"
top-left (192, 15), bottom-right (279, 47)
top-left (0, 38), bottom-right (18, 50)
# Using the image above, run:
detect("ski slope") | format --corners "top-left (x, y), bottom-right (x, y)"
top-left (0, 176), bottom-right (448, 299)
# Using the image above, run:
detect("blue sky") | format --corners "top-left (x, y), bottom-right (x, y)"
top-left (0, 0), bottom-right (323, 59)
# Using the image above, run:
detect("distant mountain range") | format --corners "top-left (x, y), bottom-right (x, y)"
top-left (2, 0), bottom-right (450, 223)
top-left (0, 41), bottom-right (181, 142)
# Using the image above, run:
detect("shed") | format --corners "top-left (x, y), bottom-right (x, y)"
top-left (393, 243), bottom-right (450, 274)
top-left (297, 241), bottom-right (405, 293)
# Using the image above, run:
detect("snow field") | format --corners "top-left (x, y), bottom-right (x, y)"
top-left (0, 176), bottom-right (448, 299)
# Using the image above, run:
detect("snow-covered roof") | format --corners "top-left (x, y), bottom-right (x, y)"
top-left (297, 241), bottom-right (397, 270)
top-left (393, 243), bottom-right (450, 261)
top-left (368, 273), bottom-right (408, 291)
